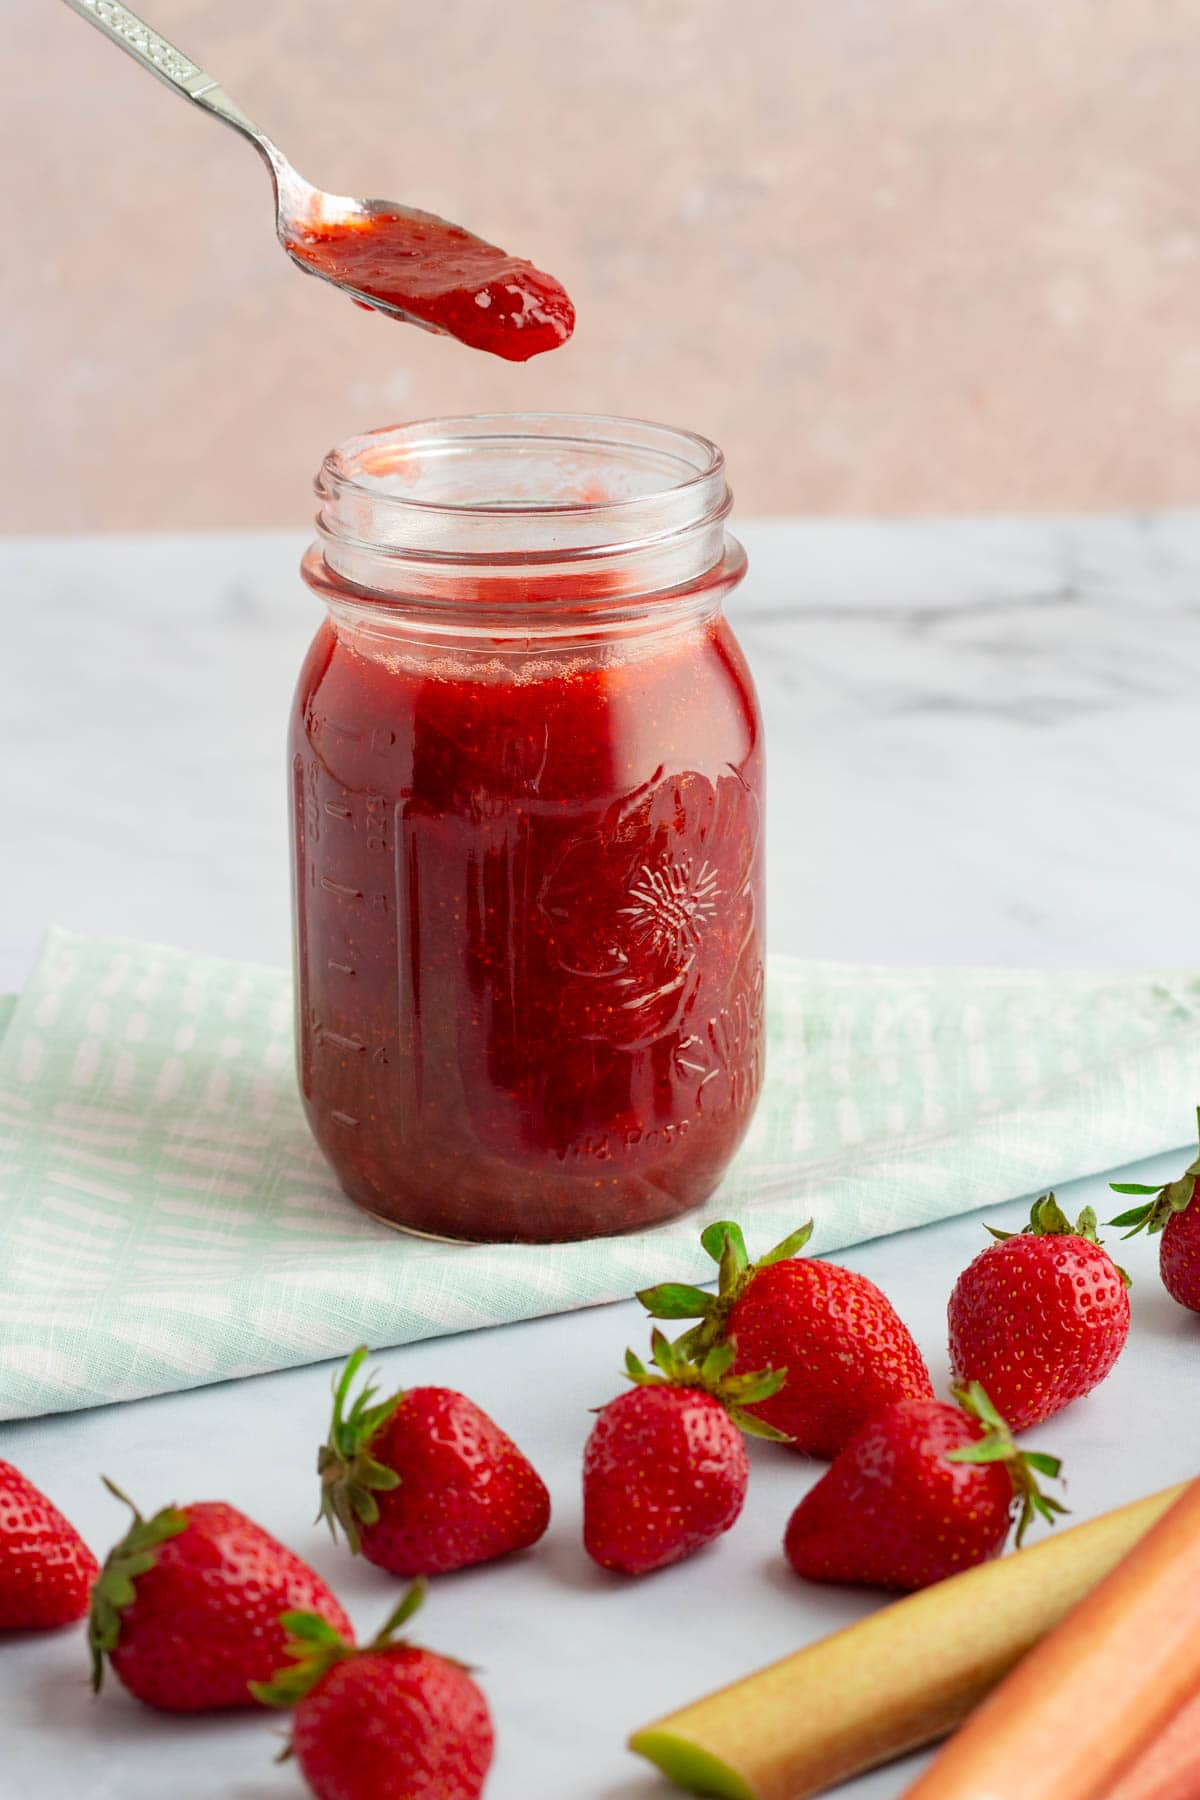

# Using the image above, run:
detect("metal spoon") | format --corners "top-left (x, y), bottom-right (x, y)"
top-left (60, 0), bottom-right (456, 335)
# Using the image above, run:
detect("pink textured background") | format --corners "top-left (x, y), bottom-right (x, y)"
top-left (7, 0), bottom-right (1200, 529)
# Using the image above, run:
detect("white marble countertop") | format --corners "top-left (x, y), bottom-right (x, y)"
top-left (2, 516), bottom-right (1199, 1799)
top-left (5, 511), bottom-right (1200, 992)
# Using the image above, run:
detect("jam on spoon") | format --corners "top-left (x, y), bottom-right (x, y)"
top-left (62, 0), bottom-right (574, 361)
top-left (282, 207), bottom-right (574, 362)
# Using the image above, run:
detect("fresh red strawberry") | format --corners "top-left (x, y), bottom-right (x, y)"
top-left (318, 1346), bottom-right (549, 1577)
top-left (785, 1383), bottom-right (1066, 1592)
top-left (1109, 1110), bottom-right (1200, 1313)
top-left (639, 1220), bottom-right (933, 1458)
top-left (252, 1583), bottom-right (493, 1800)
top-left (583, 1329), bottom-right (786, 1576)
top-left (949, 1193), bottom-right (1131, 1429)
top-left (0, 1460), bottom-right (98, 1630)
top-left (88, 1480), bottom-right (353, 1711)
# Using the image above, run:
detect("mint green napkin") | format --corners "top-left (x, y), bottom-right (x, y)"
top-left (1, 928), bottom-right (1197, 1421)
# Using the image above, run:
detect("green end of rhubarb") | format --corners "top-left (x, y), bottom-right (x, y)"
top-left (628, 1730), bottom-right (758, 1800)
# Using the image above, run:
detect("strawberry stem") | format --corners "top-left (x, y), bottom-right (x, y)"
top-left (621, 1327), bottom-right (790, 1439)
top-left (946, 1382), bottom-right (1068, 1547)
top-left (1107, 1108), bottom-right (1200, 1239)
top-left (316, 1345), bottom-right (404, 1554)
top-left (637, 1219), bottom-right (814, 1360)
top-left (986, 1195), bottom-right (1130, 1285)
top-left (250, 1583), bottom-right (428, 1714)
top-left (88, 1479), bottom-right (188, 1693)
top-left (370, 1581), bottom-right (426, 1646)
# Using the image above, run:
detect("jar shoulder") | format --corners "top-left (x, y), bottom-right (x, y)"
top-left (290, 616), bottom-right (762, 805)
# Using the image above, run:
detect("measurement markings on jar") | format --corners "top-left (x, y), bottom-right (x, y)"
top-left (365, 794), bottom-right (390, 854)
top-left (315, 1028), bottom-right (366, 1054)
top-left (319, 877), bottom-right (364, 902)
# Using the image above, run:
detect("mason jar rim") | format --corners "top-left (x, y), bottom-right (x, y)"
top-left (316, 411), bottom-right (727, 522)
top-left (307, 411), bottom-right (742, 623)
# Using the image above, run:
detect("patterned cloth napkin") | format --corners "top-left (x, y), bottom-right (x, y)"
top-left (0, 928), bottom-right (1197, 1421)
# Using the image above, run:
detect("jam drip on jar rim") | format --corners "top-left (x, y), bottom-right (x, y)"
top-left (283, 207), bottom-right (575, 362)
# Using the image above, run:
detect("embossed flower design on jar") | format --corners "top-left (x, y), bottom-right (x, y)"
top-left (539, 768), bottom-right (760, 1055)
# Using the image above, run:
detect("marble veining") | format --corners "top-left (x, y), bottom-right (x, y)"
top-left (4, 511), bottom-right (1198, 996)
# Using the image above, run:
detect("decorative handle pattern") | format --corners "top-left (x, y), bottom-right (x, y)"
top-left (60, 0), bottom-right (277, 166)
top-left (73, 0), bottom-right (199, 84)
top-left (62, 0), bottom-right (213, 92)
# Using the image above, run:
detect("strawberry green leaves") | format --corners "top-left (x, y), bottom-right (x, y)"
top-left (88, 1478), bottom-right (188, 1692)
top-left (986, 1195), bottom-right (1130, 1287)
top-left (1109, 1174), bottom-right (1199, 1236)
top-left (623, 1327), bottom-right (790, 1441)
top-left (754, 1224), bottom-right (816, 1267)
top-left (989, 1193), bottom-right (1098, 1244)
top-left (1109, 1181), bottom-right (1197, 1235)
top-left (1108, 1107), bottom-right (1200, 1238)
top-left (634, 1284), bottom-right (713, 1321)
top-left (252, 1583), bottom-right (429, 1712)
top-left (317, 1345), bottom-right (404, 1553)
top-left (637, 1219), bottom-right (815, 1359)
top-left (698, 1218), bottom-right (814, 1275)
top-left (250, 1609), bottom-right (353, 1713)
top-left (947, 1382), bottom-right (1068, 1546)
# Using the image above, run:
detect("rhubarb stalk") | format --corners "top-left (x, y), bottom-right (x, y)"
top-left (1101, 1694), bottom-right (1200, 1800)
top-left (629, 1484), bottom-right (1185, 1800)
top-left (901, 1479), bottom-right (1200, 1800)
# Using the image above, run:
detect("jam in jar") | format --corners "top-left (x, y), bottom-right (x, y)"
top-left (291, 414), bottom-right (764, 1242)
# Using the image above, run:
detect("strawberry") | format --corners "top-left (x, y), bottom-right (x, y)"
top-left (949, 1193), bottom-right (1131, 1429)
top-left (0, 1460), bottom-right (98, 1630)
top-left (1109, 1109), bottom-right (1200, 1313)
top-left (583, 1329), bottom-right (786, 1576)
top-left (88, 1480), bottom-right (353, 1711)
top-left (639, 1220), bottom-right (933, 1458)
top-left (785, 1383), bottom-right (1066, 1592)
top-left (318, 1346), bottom-right (550, 1577)
top-left (252, 1583), bottom-right (493, 1800)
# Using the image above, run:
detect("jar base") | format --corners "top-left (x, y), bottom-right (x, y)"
top-left (356, 1184), bottom-right (712, 1246)
top-left (365, 1210), bottom-right (488, 1248)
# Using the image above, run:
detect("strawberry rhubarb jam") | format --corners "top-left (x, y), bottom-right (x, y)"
top-left (291, 415), bottom-right (764, 1242)
top-left (283, 209), bottom-right (573, 361)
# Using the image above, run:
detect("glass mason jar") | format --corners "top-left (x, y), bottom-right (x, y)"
top-left (290, 413), bottom-right (764, 1243)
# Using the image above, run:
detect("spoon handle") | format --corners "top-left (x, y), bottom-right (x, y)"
top-left (59, 0), bottom-right (279, 165)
